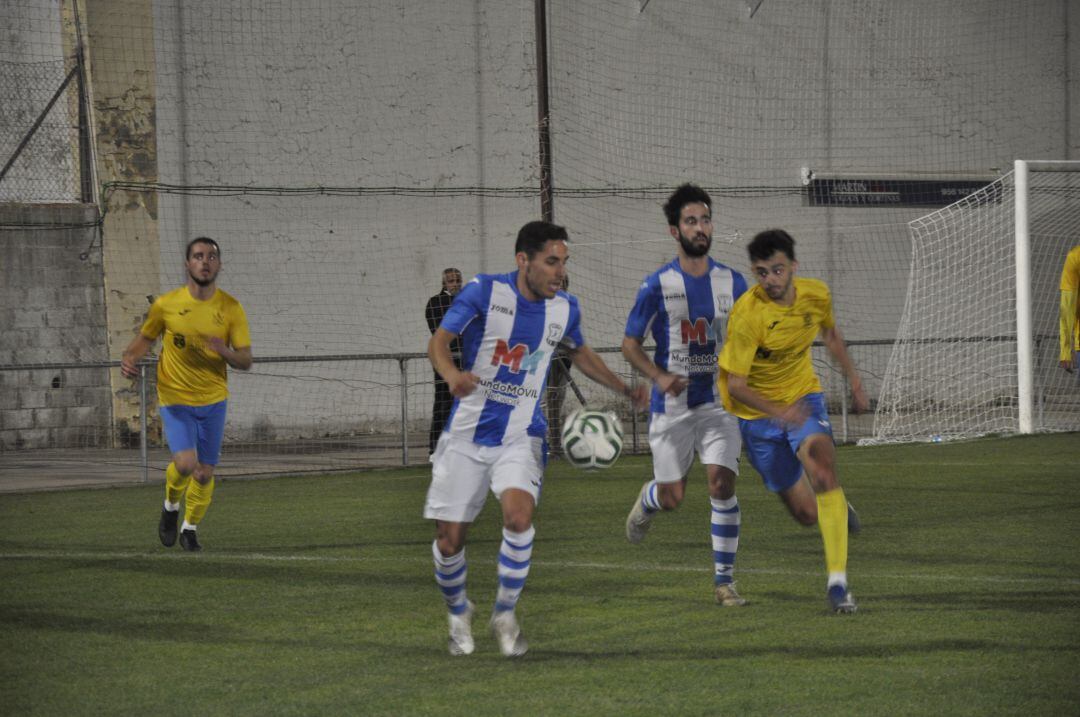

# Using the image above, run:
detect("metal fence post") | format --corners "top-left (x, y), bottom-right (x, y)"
top-left (400, 357), bottom-right (409, 466)
top-left (139, 363), bottom-right (148, 483)
top-left (840, 371), bottom-right (849, 445)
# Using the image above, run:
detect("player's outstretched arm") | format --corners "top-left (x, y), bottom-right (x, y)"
top-left (120, 334), bottom-right (155, 378)
top-left (571, 345), bottom-right (649, 411)
top-left (428, 327), bottom-right (477, 397)
top-left (819, 325), bottom-right (868, 412)
top-left (620, 335), bottom-right (687, 397)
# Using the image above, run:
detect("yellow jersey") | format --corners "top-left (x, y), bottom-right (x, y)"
top-left (1061, 245), bottom-right (1080, 360)
top-left (139, 286), bottom-right (251, 407)
top-left (718, 277), bottom-right (833, 419)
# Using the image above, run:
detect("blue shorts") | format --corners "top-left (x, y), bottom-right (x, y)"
top-left (160, 400), bottom-right (228, 466)
top-left (739, 393), bottom-right (833, 493)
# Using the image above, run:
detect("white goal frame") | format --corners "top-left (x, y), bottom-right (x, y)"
top-left (870, 158), bottom-right (1080, 444)
top-left (1014, 159), bottom-right (1080, 433)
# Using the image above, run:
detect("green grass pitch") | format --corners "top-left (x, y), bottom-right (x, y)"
top-left (1, 433), bottom-right (1078, 715)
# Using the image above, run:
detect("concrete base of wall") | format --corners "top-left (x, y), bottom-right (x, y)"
top-left (0, 203), bottom-right (112, 450)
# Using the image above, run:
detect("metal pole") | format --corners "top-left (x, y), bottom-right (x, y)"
top-left (139, 363), bottom-right (148, 483)
top-left (534, 0), bottom-right (554, 221)
top-left (840, 372), bottom-right (849, 444)
top-left (400, 358), bottom-right (409, 465)
top-left (1014, 159), bottom-right (1034, 434)
top-left (73, 4), bottom-right (94, 203)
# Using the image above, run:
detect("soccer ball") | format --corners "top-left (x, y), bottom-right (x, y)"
top-left (560, 409), bottom-right (624, 469)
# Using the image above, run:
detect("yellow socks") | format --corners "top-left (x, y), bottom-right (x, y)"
top-left (165, 462), bottom-right (191, 507)
top-left (184, 476), bottom-right (215, 527)
top-left (816, 488), bottom-right (849, 583)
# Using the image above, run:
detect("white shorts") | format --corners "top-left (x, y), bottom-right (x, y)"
top-left (648, 404), bottom-right (741, 483)
top-left (422, 432), bottom-right (545, 523)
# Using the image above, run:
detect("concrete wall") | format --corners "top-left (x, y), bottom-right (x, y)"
top-left (0, 203), bottom-right (113, 450)
top-left (0, 0), bottom-right (79, 202)
top-left (2, 0), bottom-right (1076, 445)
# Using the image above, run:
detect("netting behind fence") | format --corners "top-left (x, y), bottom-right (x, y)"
top-left (1, 0), bottom-right (1075, 480)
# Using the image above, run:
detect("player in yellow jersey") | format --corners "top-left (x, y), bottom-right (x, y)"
top-left (718, 229), bottom-right (867, 614)
top-left (121, 237), bottom-right (252, 551)
top-left (1060, 245), bottom-right (1080, 373)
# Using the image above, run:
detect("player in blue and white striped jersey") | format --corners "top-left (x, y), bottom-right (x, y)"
top-left (424, 220), bottom-right (649, 657)
top-left (621, 184), bottom-right (750, 607)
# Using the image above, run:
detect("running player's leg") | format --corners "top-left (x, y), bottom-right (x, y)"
top-left (158, 405), bottom-right (199, 548)
top-left (792, 394), bottom-right (856, 613)
top-left (488, 435), bottom-right (543, 657)
top-left (423, 434), bottom-right (491, 655)
top-left (700, 407), bottom-right (743, 604)
top-left (626, 411), bottom-right (694, 543)
top-left (176, 401), bottom-right (227, 551)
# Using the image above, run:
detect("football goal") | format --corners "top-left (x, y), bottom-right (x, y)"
top-left (871, 160), bottom-right (1080, 443)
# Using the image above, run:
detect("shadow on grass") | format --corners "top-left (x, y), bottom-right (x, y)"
top-left (0, 608), bottom-right (240, 643)
top-left (526, 637), bottom-right (1042, 662)
top-left (868, 588), bottom-right (1080, 614)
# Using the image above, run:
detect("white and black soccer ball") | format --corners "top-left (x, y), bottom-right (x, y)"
top-left (560, 409), bottom-right (624, 469)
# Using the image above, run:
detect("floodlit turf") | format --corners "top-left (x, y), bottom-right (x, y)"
top-left (1, 433), bottom-right (1078, 715)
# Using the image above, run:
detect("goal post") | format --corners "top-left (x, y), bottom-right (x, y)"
top-left (871, 160), bottom-right (1080, 444)
top-left (1015, 159), bottom-right (1080, 433)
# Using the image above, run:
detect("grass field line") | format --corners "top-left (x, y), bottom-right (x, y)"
top-left (4, 549), bottom-right (1078, 587)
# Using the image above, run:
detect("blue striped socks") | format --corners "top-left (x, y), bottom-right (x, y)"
top-left (432, 541), bottom-right (469, 615)
top-left (494, 526), bottom-right (535, 613)
top-left (710, 496), bottom-right (740, 585)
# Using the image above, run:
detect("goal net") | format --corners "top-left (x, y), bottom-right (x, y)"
top-left (871, 161), bottom-right (1080, 443)
top-left (2, 0), bottom-right (1070, 479)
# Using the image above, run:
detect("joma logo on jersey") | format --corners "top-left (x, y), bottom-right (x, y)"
top-left (491, 339), bottom-right (546, 374)
top-left (681, 318), bottom-right (718, 345)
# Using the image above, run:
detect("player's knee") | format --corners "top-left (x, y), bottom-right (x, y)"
top-left (435, 525), bottom-right (466, 557)
top-left (193, 465), bottom-right (214, 485)
top-left (503, 513), bottom-right (532, 534)
top-left (174, 455), bottom-right (198, 475)
top-left (436, 536), bottom-right (463, 557)
top-left (708, 469), bottom-right (737, 500)
top-left (793, 507), bottom-right (817, 526)
top-left (807, 469), bottom-right (840, 493)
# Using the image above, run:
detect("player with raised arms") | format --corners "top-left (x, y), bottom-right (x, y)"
top-left (424, 220), bottom-right (649, 657)
top-left (621, 183), bottom-right (750, 607)
top-left (718, 228), bottom-right (865, 613)
top-left (121, 237), bottom-right (252, 552)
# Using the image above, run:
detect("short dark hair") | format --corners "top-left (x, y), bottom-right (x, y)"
top-left (515, 221), bottom-right (568, 258)
top-left (441, 268), bottom-right (462, 288)
top-left (748, 229), bottom-right (796, 262)
top-left (186, 236), bottom-right (220, 260)
top-left (663, 184), bottom-right (712, 227)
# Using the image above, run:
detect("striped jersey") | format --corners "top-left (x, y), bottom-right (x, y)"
top-left (625, 258), bottom-right (747, 414)
top-left (439, 271), bottom-right (584, 447)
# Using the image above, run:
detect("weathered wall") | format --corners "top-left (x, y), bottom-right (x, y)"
top-left (80, 0), bottom-right (161, 445)
top-left (0, 203), bottom-right (112, 450)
